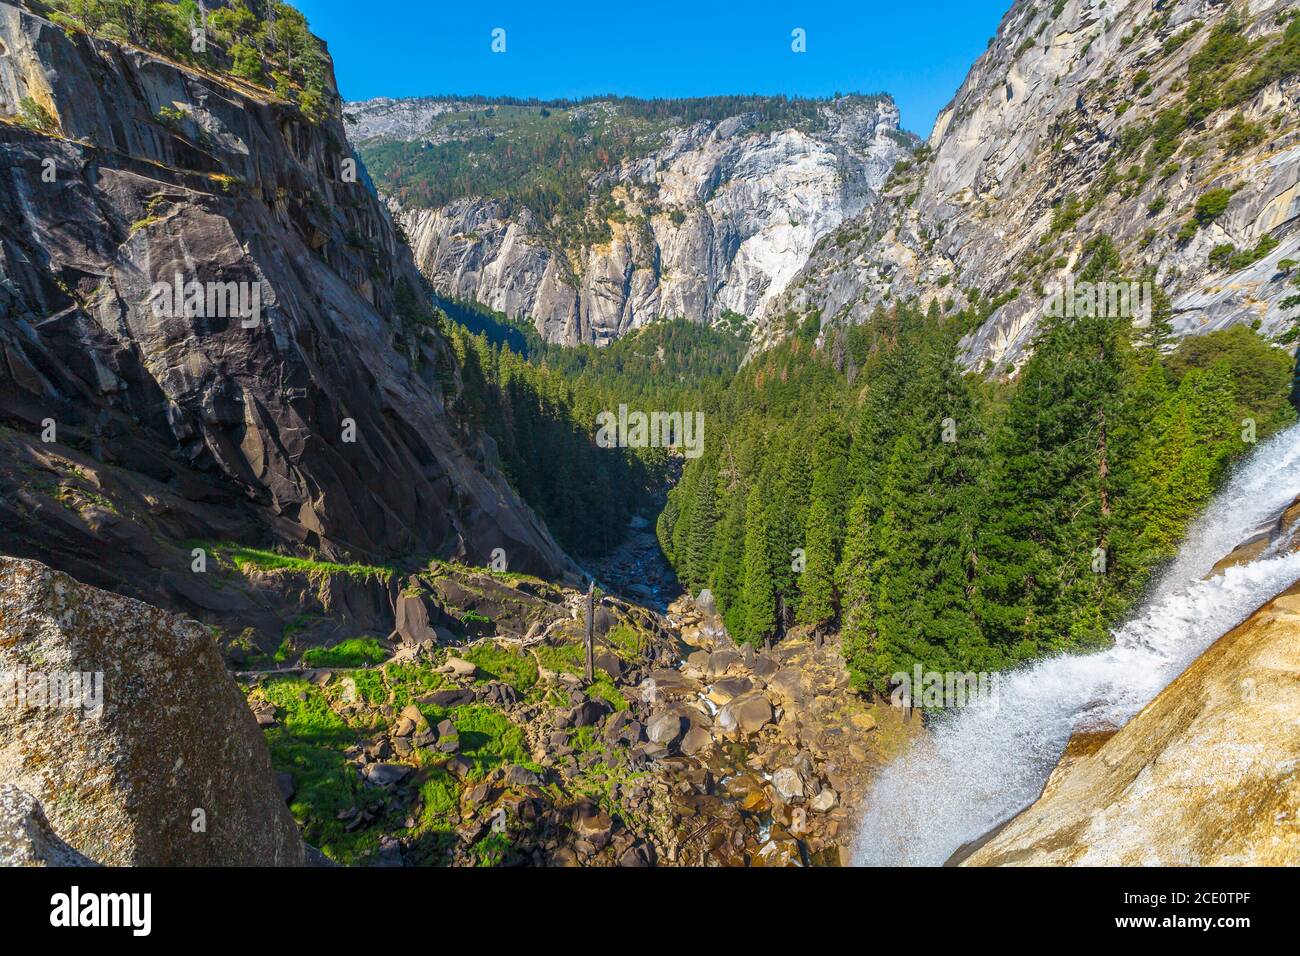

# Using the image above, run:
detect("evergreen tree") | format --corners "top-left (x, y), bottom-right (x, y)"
top-left (797, 496), bottom-right (837, 630)
top-left (739, 487), bottom-right (776, 646)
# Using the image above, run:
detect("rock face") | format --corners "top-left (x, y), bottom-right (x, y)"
top-left (0, 556), bottom-right (305, 865)
top-left (0, 1), bottom-right (575, 615)
top-left (351, 96), bottom-right (914, 344)
top-left (0, 785), bottom-right (96, 867)
top-left (757, 0), bottom-right (1300, 370)
top-left (963, 579), bottom-right (1300, 866)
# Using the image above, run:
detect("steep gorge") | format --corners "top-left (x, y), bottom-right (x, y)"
top-left (0, 0), bottom-right (576, 629)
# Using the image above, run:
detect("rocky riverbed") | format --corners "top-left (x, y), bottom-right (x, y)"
top-left (235, 553), bottom-right (915, 866)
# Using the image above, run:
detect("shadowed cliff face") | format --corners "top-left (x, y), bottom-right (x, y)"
top-left (0, 2), bottom-right (577, 610)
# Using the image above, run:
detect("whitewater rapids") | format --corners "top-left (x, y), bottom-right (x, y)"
top-left (853, 422), bottom-right (1300, 866)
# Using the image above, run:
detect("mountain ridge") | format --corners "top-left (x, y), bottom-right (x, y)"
top-left (754, 0), bottom-right (1300, 370)
top-left (350, 93), bottom-right (916, 344)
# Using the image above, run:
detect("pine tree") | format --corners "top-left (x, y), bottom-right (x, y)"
top-left (739, 486), bottom-right (776, 646)
top-left (797, 496), bottom-right (836, 630)
top-left (837, 491), bottom-right (876, 691)
top-left (683, 462), bottom-right (718, 593)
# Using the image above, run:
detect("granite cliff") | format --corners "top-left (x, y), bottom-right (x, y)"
top-left (0, 0), bottom-right (576, 633)
top-left (758, 0), bottom-right (1300, 370)
top-left (350, 95), bottom-right (915, 344)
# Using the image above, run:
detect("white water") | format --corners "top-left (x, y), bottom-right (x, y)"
top-left (854, 423), bottom-right (1300, 866)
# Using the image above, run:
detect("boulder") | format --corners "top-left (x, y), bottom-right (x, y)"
top-left (394, 589), bottom-right (438, 645)
top-left (706, 648), bottom-right (743, 680)
top-left (772, 767), bottom-right (805, 802)
top-left (718, 692), bottom-right (774, 736)
top-left (593, 649), bottom-right (626, 681)
top-left (769, 669), bottom-right (805, 701)
top-left (573, 802), bottom-right (613, 840)
top-left (435, 718), bottom-right (460, 753)
top-left (503, 765), bottom-right (542, 788)
top-left (0, 785), bottom-right (97, 867)
top-left (420, 688), bottom-right (475, 708)
top-left (810, 789), bottom-right (838, 813)
top-left (568, 699), bottom-right (609, 728)
top-left (439, 657), bottom-right (477, 678)
top-left (708, 676), bottom-right (752, 706)
top-left (0, 558), bottom-right (305, 865)
top-left (362, 763), bottom-right (411, 788)
top-left (680, 726), bottom-right (712, 756)
top-left (646, 713), bottom-right (684, 747)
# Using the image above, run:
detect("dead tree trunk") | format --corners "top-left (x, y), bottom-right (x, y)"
top-left (584, 579), bottom-right (595, 684)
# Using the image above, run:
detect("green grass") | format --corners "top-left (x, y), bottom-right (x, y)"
top-left (259, 677), bottom-right (385, 864)
top-left (417, 704), bottom-right (540, 779)
top-left (379, 663), bottom-right (447, 709)
top-left (534, 642), bottom-right (585, 675)
top-left (587, 676), bottom-right (628, 712)
top-left (605, 623), bottom-right (646, 658)
top-left (301, 637), bottom-right (390, 668)
top-left (462, 643), bottom-right (538, 691)
top-left (201, 542), bottom-right (396, 579)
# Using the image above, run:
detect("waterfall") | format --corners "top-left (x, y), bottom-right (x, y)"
top-left (853, 422), bottom-right (1300, 866)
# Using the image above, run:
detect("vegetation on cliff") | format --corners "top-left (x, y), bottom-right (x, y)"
top-left (39, 0), bottom-right (332, 121)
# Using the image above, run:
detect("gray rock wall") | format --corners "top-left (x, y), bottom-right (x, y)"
top-left (0, 3), bottom-right (576, 597)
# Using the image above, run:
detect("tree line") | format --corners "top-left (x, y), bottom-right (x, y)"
top-left (658, 243), bottom-right (1296, 692)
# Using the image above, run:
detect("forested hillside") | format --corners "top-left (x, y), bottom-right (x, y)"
top-left (659, 239), bottom-right (1296, 692)
top-left (440, 306), bottom-right (748, 558)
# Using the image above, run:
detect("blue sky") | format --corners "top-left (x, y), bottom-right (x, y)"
top-left (294, 0), bottom-right (1011, 136)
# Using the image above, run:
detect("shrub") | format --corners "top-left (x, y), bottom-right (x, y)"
top-left (16, 96), bottom-right (58, 134)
